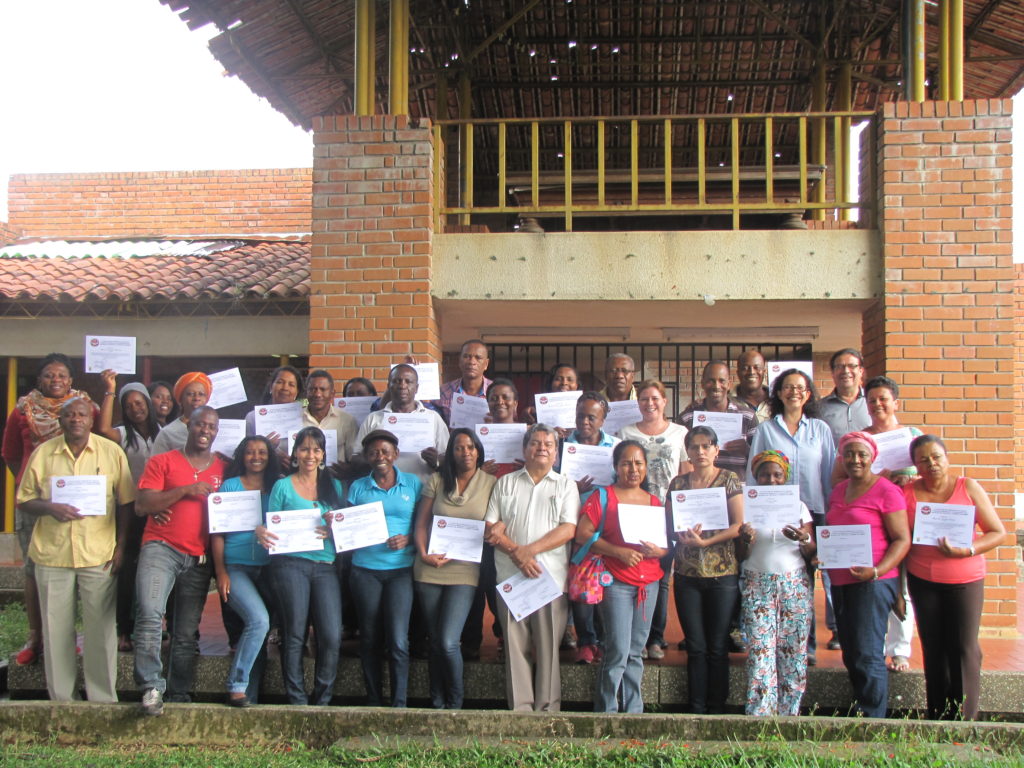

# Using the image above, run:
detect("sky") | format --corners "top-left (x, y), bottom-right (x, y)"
top-left (0, 0), bottom-right (1019, 256)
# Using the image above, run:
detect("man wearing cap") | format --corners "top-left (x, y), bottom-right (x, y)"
top-left (152, 372), bottom-right (213, 454)
top-left (435, 339), bottom-right (493, 425)
top-left (16, 397), bottom-right (134, 702)
top-left (484, 423), bottom-right (580, 711)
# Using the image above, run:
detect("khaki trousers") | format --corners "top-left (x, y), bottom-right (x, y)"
top-left (497, 594), bottom-right (567, 711)
top-left (36, 562), bottom-right (118, 702)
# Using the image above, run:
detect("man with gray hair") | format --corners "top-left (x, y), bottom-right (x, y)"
top-left (601, 353), bottom-right (637, 402)
top-left (485, 424), bottom-right (580, 711)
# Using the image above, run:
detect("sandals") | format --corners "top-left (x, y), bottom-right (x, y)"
top-left (888, 655), bottom-right (910, 672)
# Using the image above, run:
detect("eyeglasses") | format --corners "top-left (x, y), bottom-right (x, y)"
top-left (781, 385), bottom-right (808, 394)
top-left (833, 363), bottom-right (862, 371)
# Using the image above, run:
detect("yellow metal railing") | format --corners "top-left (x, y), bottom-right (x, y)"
top-left (432, 111), bottom-right (875, 231)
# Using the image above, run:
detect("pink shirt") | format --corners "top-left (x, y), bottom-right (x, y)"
top-left (904, 477), bottom-right (986, 584)
top-left (825, 477), bottom-right (905, 587)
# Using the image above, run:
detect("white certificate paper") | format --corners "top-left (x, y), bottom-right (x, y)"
top-left (497, 565), bottom-right (563, 622)
top-left (871, 428), bottom-right (915, 473)
top-left (534, 391), bottom-right (582, 429)
top-left (744, 485), bottom-right (802, 530)
top-left (391, 362), bottom-right (441, 401)
top-left (449, 394), bottom-right (490, 430)
top-left (84, 335), bottom-right (136, 374)
top-left (254, 402), bottom-right (304, 438)
top-left (616, 503), bottom-right (668, 548)
top-left (330, 501), bottom-right (390, 553)
top-left (766, 360), bottom-right (814, 390)
top-left (603, 400), bottom-right (643, 436)
top-left (560, 442), bottom-right (615, 486)
top-left (51, 475), bottom-right (106, 516)
top-left (206, 367), bottom-right (248, 410)
top-left (207, 490), bottom-right (263, 533)
top-left (428, 516), bottom-right (486, 562)
top-left (288, 428), bottom-right (338, 465)
top-left (670, 486), bottom-right (729, 531)
top-left (691, 411), bottom-right (743, 444)
top-left (475, 423), bottom-right (526, 464)
top-left (334, 396), bottom-right (376, 427)
top-left (379, 412), bottom-right (435, 453)
top-left (266, 509), bottom-right (324, 555)
top-left (817, 524), bottom-right (873, 569)
top-left (913, 502), bottom-right (976, 549)
top-left (211, 418), bottom-right (246, 458)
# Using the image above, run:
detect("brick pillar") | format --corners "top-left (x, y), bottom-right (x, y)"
top-left (867, 98), bottom-right (1016, 634)
top-left (309, 115), bottom-right (439, 388)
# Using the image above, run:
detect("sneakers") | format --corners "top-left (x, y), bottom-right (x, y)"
top-left (574, 644), bottom-right (596, 665)
top-left (646, 643), bottom-right (665, 660)
top-left (141, 688), bottom-right (164, 717)
top-left (826, 632), bottom-right (842, 651)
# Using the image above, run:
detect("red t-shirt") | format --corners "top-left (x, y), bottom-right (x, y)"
top-left (138, 450), bottom-right (226, 557)
top-left (904, 477), bottom-right (985, 584)
top-left (581, 486), bottom-right (665, 587)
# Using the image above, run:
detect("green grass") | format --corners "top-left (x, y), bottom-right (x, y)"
top-left (0, 601), bottom-right (29, 659)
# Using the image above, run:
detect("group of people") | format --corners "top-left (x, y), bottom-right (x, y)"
top-left (1, 341), bottom-right (1005, 721)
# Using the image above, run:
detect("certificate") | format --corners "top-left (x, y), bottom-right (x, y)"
top-left (766, 360), bottom-right (814, 390)
top-left (265, 509), bottom-right (324, 555)
top-left (475, 423), bottom-right (526, 464)
top-left (871, 428), bottom-right (915, 473)
top-left (913, 502), bottom-right (976, 549)
top-left (334, 396), bottom-right (376, 427)
top-left (816, 524), bottom-right (873, 569)
top-left (603, 400), bottom-right (643, 436)
top-left (288, 428), bottom-right (338, 465)
top-left (690, 411), bottom-right (743, 444)
top-left (449, 393), bottom-right (490, 429)
top-left (211, 418), bottom-right (246, 458)
top-left (744, 485), bottom-right (802, 530)
top-left (616, 503), bottom-right (668, 548)
top-left (84, 335), bottom-right (136, 374)
top-left (206, 367), bottom-right (248, 409)
top-left (50, 475), bottom-right (106, 516)
top-left (391, 362), bottom-right (441, 401)
top-left (254, 401), bottom-right (303, 438)
top-left (497, 565), bottom-right (563, 622)
top-left (207, 490), bottom-right (263, 533)
top-left (534, 391), bottom-right (581, 429)
top-left (330, 501), bottom-right (390, 553)
top-left (670, 486), bottom-right (729, 531)
top-left (559, 442), bottom-right (615, 487)
top-left (379, 412), bottom-right (435, 453)
top-left (428, 515), bottom-right (486, 563)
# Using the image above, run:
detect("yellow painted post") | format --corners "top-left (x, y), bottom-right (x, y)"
top-left (630, 120), bottom-right (639, 207)
top-left (663, 119), bottom-right (673, 205)
top-left (4, 357), bottom-right (17, 533)
top-left (563, 121), bottom-right (573, 232)
top-left (597, 120), bottom-right (606, 207)
top-left (939, 0), bottom-right (951, 100)
top-left (764, 116), bottom-right (775, 203)
top-left (812, 61), bottom-right (827, 220)
top-left (798, 116), bottom-right (808, 203)
top-left (433, 124), bottom-right (444, 230)
top-left (497, 123), bottom-right (507, 212)
top-left (530, 122), bottom-right (539, 207)
top-left (838, 62), bottom-right (852, 221)
top-left (908, 0), bottom-right (926, 102)
top-left (354, 0), bottom-right (376, 115)
top-left (388, 0), bottom-right (409, 115)
top-left (950, 0), bottom-right (964, 101)
top-left (730, 117), bottom-right (740, 230)
top-left (697, 118), bottom-right (706, 206)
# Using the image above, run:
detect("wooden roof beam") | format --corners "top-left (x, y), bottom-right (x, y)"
top-left (466, 0), bottom-right (543, 63)
top-left (747, 0), bottom-right (818, 54)
top-left (965, 0), bottom-right (1004, 40)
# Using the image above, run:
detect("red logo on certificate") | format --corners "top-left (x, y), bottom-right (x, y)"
top-left (55, 479), bottom-right (66, 488)
top-left (820, 529), bottom-right (831, 539)
top-left (258, 408), bottom-right (268, 416)
top-left (89, 338), bottom-right (99, 347)
top-left (920, 506), bottom-right (931, 515)
top-left (502, 583), bottom-right (513, 593)
top-left (747, 489), bottom-right (758, 499)
top-left (337, 400), bottom-right (347, 408)
top-left (211, 495), bottom-right (221, 504)
top-left (479, 427), bottom-right (489, 435)
top-left (675, 493), bottom-right (685, 503)
top-left (334, 512), bottom-right (344, 523)
top-left (270, 515), bottom-right (281, 524)
top-left (456, 396), bottom-right (464, 404)
top-left (539, 396), bottom-right (548, 404)
top-left (567, 445), bottom-right (576, 454)
top-left (437, 519), bottom-right (447, 529)
top-left (697, 414), bottom-right (706, 423)
top-left (388, 416), bottom-right (398, 425)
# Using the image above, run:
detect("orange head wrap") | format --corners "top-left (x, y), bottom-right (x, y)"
top-left (173, 372), bottom-right (212, 403)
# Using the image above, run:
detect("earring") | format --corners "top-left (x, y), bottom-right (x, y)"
top-left (319, 461), bottom-right (326, 470)
top-left (291, 458), bottom-right (298, 468)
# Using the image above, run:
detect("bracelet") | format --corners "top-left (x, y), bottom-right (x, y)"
top-left (969, 545), bottom-right (976, 557)
top-left (872, 567), bottom-right (878, 580)
top-left (104, 391), bottom-right (115, 397)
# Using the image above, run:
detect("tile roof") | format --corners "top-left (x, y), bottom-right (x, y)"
top-left (0, 239), bottom-right (310, 303)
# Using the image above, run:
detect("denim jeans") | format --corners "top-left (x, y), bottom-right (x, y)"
top-left (645, 554), bottom-right (673, 646)
top-left (832, 576), bottom-right (898, 718)
top-left (674, 573), bottom-right (739, 714)
top-left (808, 512), bottom-right (837, 655)
top-left (572, 601), bottom-right (599, 647)
top-left (224, 564), bottom-right (271, 699)
top-left (268, 556), bottom-right (342, 705)
top-left (133, 541), bottom-right (212, 699)
top-left (595, 578), bottom-right (657, 713)
top-left (414, 581), bottom-right (475, 708)
top-left (351, 565), bottom-right (414, 707)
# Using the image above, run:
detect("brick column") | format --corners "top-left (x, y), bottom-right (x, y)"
top-left (309, 115), bottom-right (439, 387)
top-left (864, 98), bottom-right (1016, 634)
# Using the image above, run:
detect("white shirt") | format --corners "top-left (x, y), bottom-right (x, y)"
top-left (742, 500), bottom-right (813, 575)
top-left (485, 467), bottom-right (580, 588)
top-left (354, 401), bottom-right (449, 483)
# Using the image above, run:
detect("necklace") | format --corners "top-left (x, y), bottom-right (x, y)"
top-left (182, 450), bottom-right (214, 482)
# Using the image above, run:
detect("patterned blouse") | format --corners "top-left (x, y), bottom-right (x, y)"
top-left (670, 469), bottom-right (742, 578)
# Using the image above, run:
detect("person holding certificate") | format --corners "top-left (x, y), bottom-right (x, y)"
top-left (435, 339), bottom-right (493, 425)
top-left (677, 361), bottom-right (758, 475)
top-left (575, 440), bottom-right (668, 712)
top-left (903, 435), bottom-right (1006, 720)
top-left (302, 369), bottom-right (358, 466)
top-left (616, 379), bottom-right (687, 661)
top-left (413, 428), bottom-right (495, 708)
top-left (735, 450), bottom-right (815, 716)
top-left (152, 372), bottom-right (213, 454)
top-left (824, 431), bottom-right (911, 719)
top-left (347, 429), bottom-right (423, 707)
top-left (668, 425), bottom-right (743, 714)
top-left (211, 436), bottom-right (281, 707)
top-left (260, 426), bottom-right (344, 706)
top-left (481, 378), bottom-right (525, 478)
top-left (244, 365), bottom-right (303, 448)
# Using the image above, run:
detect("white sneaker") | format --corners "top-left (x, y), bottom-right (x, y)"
top-left (141, 688), bottom-right (164, 717)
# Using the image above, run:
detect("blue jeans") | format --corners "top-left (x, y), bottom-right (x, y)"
top-left (595, 578), bottom-right (658, 713)
top-left (268, 556), bottom-right (342, 705)
top-left (224, 564), bottom-right (271, 699)
top-left (808, 512), bottom-right (837, 655)
top-left (572, 601), bottom-right (599, 647)
top-left (832, 576), bottom-right (898, 718)
top-left (351, 565), bottom-right (413, 707)
top-left (674, 573), bottom-right (739, 714)
top-left (414, 581), bottom-right (475, 708)
top-left (645, 556), bottom-right (672, 647)
top-left (133, 541), bottom-right (212, 699)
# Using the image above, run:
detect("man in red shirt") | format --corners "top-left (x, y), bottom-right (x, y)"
top-left (133, 406), bottom-right (224, 716)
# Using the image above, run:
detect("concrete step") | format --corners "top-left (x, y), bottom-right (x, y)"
top-left (0, 566), bottom-right (24, 591)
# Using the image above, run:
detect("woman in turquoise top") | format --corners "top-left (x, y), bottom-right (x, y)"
top-left (211, 436), bottom-right (280, 707)
top-left (259, 427), bottom-right (345, 705)
top-left (347, 429), bottom-right (423, 707)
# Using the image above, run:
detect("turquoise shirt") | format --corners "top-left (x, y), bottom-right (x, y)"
top-left (347, 469), bottom-right (422, 570)
top-left (267, 475), bottom-right (346, 563)
top-left (218, 476), bottom-right (270, 567)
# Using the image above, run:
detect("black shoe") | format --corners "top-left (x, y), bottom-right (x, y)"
top-left (826, 632), bottom-right (842, 651)
top-left (728, 629), bottom-right (747, 653)
top-left (227, 694), bottom-right (252, 709)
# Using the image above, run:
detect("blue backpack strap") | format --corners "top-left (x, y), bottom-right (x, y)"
top-left (571, 486), bottom-right (608, 565)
